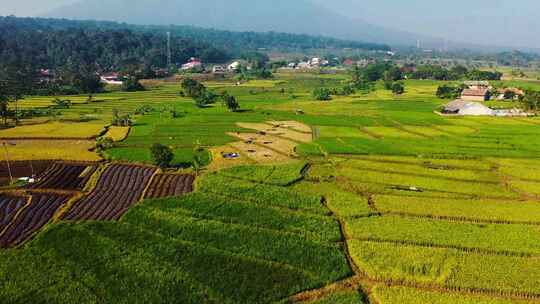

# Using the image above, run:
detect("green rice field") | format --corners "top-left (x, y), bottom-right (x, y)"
top-left (1, 72), bottom-right (540, 303)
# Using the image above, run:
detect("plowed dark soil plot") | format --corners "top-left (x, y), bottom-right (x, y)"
top-left (27, 162), bottom-right (97, 191)
top-left (63, 164), bottom-right (157, 221)
top-left (144, 174), bottom-right (195, 199)
top-left (0, 193), bottom-right (70, 248)
top-left (0, 195), bottom-right (29, 232)
top-left (0, 161), bottom-right (53, 186)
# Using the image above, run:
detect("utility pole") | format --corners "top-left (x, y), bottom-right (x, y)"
top-left (2, 142), bottom-right (13, 185)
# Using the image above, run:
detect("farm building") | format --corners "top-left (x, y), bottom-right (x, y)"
top-left (212, 65), bottom-right (226, 74)
top-left (100, 72), bottom-right (123, 85)
top-left (228, 61), bottom-right (241, 72)
top-left (343, 59), bottom-right (355, 66)
top-left (38, 69), bottom-right (54, 83)
top-left (496, 87), bottom-right (525, 100)
top-left (442, 100), bottom-right (495, 116)
top-left (461, 88), bottom-right (490, 101)
top-left (181, 57), bottom-right (203, 71)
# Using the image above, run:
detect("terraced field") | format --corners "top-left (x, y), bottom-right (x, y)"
top-left (63, 164), bottom-right (157, 221)
top-left (0, 164), bottom-right (349, 303)
top-left (1, 74), bottom-right (540, 303)
top-left (294, 156), bottom-right (540, 303)
top-left (144, 173), bottom-right (195, 199)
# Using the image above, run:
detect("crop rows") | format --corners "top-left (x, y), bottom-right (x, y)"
top-left (0, 193), bottom-right (70, 248)
top-left (63, 164), bottom-right (157, 221)
top-left (28, 162), bottom-right (97, 191)
top-left (217, 162), bottom-right (308, 186)
top-left (346, 215), bottom-right (540, 256)
top-left (199, 173), bottom-right (326, 215)
top-left (372, 285), bottom-right (536, 304)
top-left (349, 240), bottom-right (540, 297)
top-left (0, 195), bottom-right (29, 232)
top-left (144, 174), bottom-right (195, 199)
top-left (373, 194), bottom-right (540, 225)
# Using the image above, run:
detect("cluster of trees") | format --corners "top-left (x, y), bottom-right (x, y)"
top-left (436, 84), bottom-right (466, 99)
top-left (121, 77), bottom-right (146, 92)
top-left (350, 63), bottom-right (405, 95)
top-left (312, 84), bottom-right (358, 101)
top-left (408, 65), bottom-right (502, 81)
top-left (519, 91), bottom-right (540, 111)
top-left (181, 78), bottom-right (239, 111)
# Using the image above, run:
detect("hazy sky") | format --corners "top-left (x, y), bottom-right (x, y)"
top-left (0, 0), bottom-right (77, 16)
top-left (1, 0), bottom-right (539, 49)
top-left (315, 0), bottom-right (540, 49)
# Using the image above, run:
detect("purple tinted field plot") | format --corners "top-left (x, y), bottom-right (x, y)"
top-left (63, 164), bottom-right (156, 221)
top-left (0, 193), bottom-right (69, 248)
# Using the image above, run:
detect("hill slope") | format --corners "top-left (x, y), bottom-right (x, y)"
top-left (45, 0), bottom-right (421, 46)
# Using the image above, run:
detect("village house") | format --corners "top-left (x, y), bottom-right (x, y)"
top-left (343, 59), bottom-right (355, 66)
top-left (461, 88), bottom-right (490, 102)
top-left (496, 87), bottom-right (524, 100)
top-left (296, 62), bottom-right (311, 69)
top-left (228, 61), bottom-right (241, 72)
top-left (38, 69), bottom-right (54, 83)
top-left (309, 57), bottom-right (321, 67)
top-left (100, 72), bottom-right (123, 85)
top-left (212, 65), bottom-right (226, 74)
top-left (181, 57), bottom-right (203, 71)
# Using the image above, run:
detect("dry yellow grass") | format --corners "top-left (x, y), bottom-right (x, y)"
top-left (0, 122), bottom-right (104, 139)
top-left (228, 142), bottom-right (291, 163)
top-left (236, 121), bottom-right (313, 143)
top-left (228, 132), bottom-right (299, 156)
top-left (207, 120), bottom-right (311, 170)
top-left (237, 122), bottom-right (274, 131)
top-left (0, 140), bottom-right (101, 161)
top-left (206, 146), bottom-right (256, 171)
top-left (267, 121), bottom-right (312, 133)
top-left (103, 126), bottom-right (130, 142)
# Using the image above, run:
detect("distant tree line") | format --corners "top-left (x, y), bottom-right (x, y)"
top-left (407, 65), bottom-right (502, 81)
top-left (6, 17), bottom-right (390, 53)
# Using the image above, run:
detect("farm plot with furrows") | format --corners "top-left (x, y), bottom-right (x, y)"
top-left (27, 163), bottom-right (97, 191)
top-left (0, 160), bottom-right (53, 186)
top-left (63, 164), bottom-right (157, 221)
top-left (0, 193), bottom-right (70, 248)
top-left (144, 174), bottom-right (195, 199)
top-left (0, 195), bottom-right (29, 232)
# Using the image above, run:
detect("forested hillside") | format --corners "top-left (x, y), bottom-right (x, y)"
top-left (0, 16), bottom-right (389, 72)
top-left (0, 16), bottom-right (228, 72)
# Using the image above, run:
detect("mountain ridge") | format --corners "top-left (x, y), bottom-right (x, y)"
top-left (44, 0), bottom-right (430, 46)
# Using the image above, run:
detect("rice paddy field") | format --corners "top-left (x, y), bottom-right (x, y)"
top-left (1, 72), bottom-right (540, 303)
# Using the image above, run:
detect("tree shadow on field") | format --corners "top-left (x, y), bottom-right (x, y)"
top-left (233, 109), bottom-right (253, 113)
top-left (171, 162), bottom-right (193, 169)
